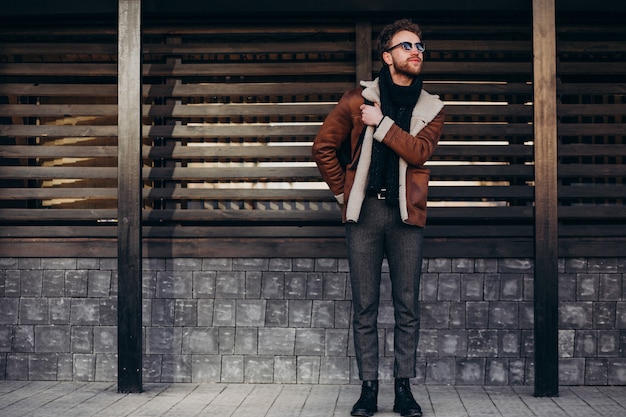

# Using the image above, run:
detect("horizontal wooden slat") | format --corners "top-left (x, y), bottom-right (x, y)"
top-left (0, 188), bottom-right (335, 201)
top-left (558, 41), bottom-right (626, 53)
top-left (0, 225), bottom-right (538, 241)
top-left (0, 239), bottom-right (119, 258)
top-left (0, 104), bottom-right (117, 117)
top-left (557, 62), bottom-right (625, 75)
top-left (12, 103), bottom-right (596, 118)
top-left (0, 225), bottom-right (346, 238)
top-left (558, 104), bottom-right (626, 116)
top-left (428, 165), bottom-right (533, 178)
top-left (0, 209), bottom-right (117, 220)
top-left (433, 145), bottom-right (532, 157)
top-left (0, 144), bottom-right (537, 160)
top-left (2, 185), bottom-right (622, 202)
top-left (444, 104), bottom-right (532, 116)
top-left (0, 188), bottom-right (118, 200)
top-left (0, 62), bottom-right (534, 77)
top-left (559, 205), bottom-right (626, 219)
top-left (0, 43), bottom-right (117, 55)
top-left (0, 81), bottom-right (539, 98)
top-left (558, 238), bottom-right (626, 258)
top-left (1, 124), bottom-right (322, 137)
top-left (558, 164), bottom-right (626, 177)
top-left (0, 165), bottom-right (533, 181)
top-left (0, 146), bottom-right (118, 158)
top-left (0, 206), bottom-right (535, 222)
top-left (0, 167), bottom-right (118, 180)
top-left (559, 144), bottom-right (626, 157)
top-left (142, 188), bottom-right (335, 200)
top-left (143, 25), bottom-right (355, 36)
top-left (145, 145), bottom-right (312, 159)
top-left (0, 145), bottom-right (316, 160)
top-left (428, 185), bottom-right (533, 199)
top-left (0, 82), bottom-right (355, 97)
top-left (146, 41), bottom-right (357, 54)
top-left (0, 237), bottom-right (533, 258)
top-left (0, 186), bottom-right (537, 201)
top-left (1, 40), bottom-right (356, 55)
top-left (433, 82), bottom-right (626, 96)
top-left (4, 103), bottom-right (624, 118)
top-left (2, 123), bottom-right (621, 139)
top-left (0, 82), bottom-right (622, 99)
top-left (140, 207), bottom-right (533, 222)
top-left (428, 206), bottom-right (533, 219)
top-left (0, 208), bottom-right (341, 222)
top-left (558, 186), bottom-right (626, 199)
top-left (0, 224), bottom-right (536, 239)
top-left (1, 235), bottom-right (622, 258)
top-left (0, 63), bottom-right (118, 76)
top-left (439, 124), bottom-right (533, 135)
top-left (143, 166), bottom-right (323, 181)
top-left (559, 224), bottom-right (626, 237)
top-left (0, 166), bottom-right (322, 180)
top-left (0, 226), bottom-right (118, 238)
top-left (0, 39), bottom-right (548, 55)
top-left (0, 103), bottom-right (336, 117)
top-left (142, 62), bottom-right (356, 77)
top-left (137, 124), bottom-right (532, 137)
top-left (0, 62), bottom-right (355, 77)
top-left (557, 124), bottom-right (626, 135)
top-left (0, 125), bottom-right (117, 137)
top-left (137, 81), bottom-right (620, 97)
top-left (142, 82), bottom-right (355, 97)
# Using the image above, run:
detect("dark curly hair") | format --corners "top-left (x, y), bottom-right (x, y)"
top-left (377, 18), bottom-right (423, 64)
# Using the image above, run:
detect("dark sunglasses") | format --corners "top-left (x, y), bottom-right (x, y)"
top-left (385, 41), bottom-right (426, 53)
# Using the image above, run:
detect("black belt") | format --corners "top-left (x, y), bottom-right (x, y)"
top-left (367, 188), bottom-right (387, 200)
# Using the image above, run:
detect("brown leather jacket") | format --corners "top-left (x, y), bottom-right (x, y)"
top-left (312, 78), bottom-right (445, 227)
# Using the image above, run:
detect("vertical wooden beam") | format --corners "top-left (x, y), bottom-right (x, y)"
top-left (117, 0), bottom-right (142, 393)
top-left (355, 20), bottom-right (372, 85)
top-left (532, 0), bottom-right (559, 397)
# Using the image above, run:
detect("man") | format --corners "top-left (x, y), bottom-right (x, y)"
top-left (312, 19), bottom-right (445, 417)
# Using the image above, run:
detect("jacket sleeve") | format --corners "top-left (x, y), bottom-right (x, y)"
top-left (373, 107), bottom-right (445, 167)
top-left (311, 89), bottom-right (363, 200)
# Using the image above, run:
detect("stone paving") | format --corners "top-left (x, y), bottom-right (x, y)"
top-left (1, 381), bottom-right (626, 417)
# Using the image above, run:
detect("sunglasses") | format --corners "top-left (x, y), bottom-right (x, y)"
top-left (385, 41), bottom-right (426, 53)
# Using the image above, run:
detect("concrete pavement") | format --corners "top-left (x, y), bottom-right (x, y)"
top-left (1, 381), bottom-right (626, 417)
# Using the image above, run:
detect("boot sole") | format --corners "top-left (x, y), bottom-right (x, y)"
top-left (393, 405), bottom-right (422, 417)
top-left (351, 407), bottom-right (377, 416)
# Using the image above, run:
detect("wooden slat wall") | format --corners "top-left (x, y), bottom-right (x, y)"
top-left (0, 15), bottom-right (624, 257)
top-left (555, 18), bottom-right (626, 257)
top-left (0, 24), bottom-right (118, 224)
top-left (421, 20), bottom-right (534, 255)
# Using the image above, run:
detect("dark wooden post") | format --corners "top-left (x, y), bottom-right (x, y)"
top-left (355, 20), bottom-right (372, 84)
top-left (532, 0), bottom-right (559, 397)
top-left (117, 0), bottom-right (143, 393)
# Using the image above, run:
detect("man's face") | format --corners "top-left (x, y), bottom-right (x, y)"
top-left (383, 30), bottom-right (424, 82)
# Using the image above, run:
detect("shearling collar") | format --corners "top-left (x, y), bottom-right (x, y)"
top-left (360, 79), bottom-right (381, 104)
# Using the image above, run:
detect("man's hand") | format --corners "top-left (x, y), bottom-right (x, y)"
top-left (360, 102), bottom-right (384, 127)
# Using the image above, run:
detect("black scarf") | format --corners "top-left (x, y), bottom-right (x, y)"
top-left (368, 65), bottom-right (423, 205)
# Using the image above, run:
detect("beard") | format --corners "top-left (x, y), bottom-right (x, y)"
top-left (392, 57), bottom-right (423, 78)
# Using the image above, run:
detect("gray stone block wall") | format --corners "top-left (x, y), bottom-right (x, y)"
top-left (0, 256), bottom-right (625, 385)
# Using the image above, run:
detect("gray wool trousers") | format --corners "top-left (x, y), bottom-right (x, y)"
top-left (346, 195), bottom-right (423, 381)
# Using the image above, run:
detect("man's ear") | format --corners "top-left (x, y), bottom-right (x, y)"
top-left (382, 51), bottom-right (393, 66)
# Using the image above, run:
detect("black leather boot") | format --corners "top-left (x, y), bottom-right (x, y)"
top-left (351, 380), bottom-right (378, 416)
top-left (393, 378), bottom-right (422, 417)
